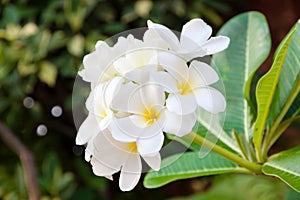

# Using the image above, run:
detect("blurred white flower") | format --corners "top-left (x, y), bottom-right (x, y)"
top-left (90, 129), bottom-right (161, 191)
top-left (151, 52), bottom-right (226, 115)
top-left (147, 19), bottom-right (230, 61)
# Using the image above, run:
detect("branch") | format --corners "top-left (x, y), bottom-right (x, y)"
top-left (0, 121), bottom-right (40, 200)
top-left (185, 132), bottom-right (262, 174)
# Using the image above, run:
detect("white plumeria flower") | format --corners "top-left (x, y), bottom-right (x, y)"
top-left (79, 30), bottom-right (169, 86)
top-left (111, 77), bottom-right (197, 142)
top-left (75, 18), bottom-right (230, 192)
top-left (110, 81), bottom-right (165, 156)
top-left (76, 77), bottom-right (122, 145)
top-left (79, 35), bottom-right (143, 85)
top-left (151, 52), bottom-right (226, 115)
top-left (90, 129), bottom-right (161, 191)
top-left (147, 19), bottom-right (230, 61)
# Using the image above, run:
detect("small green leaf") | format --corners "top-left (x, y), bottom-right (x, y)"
top-left (67, 34), bottom-right (85, 56)
top-left (212, 11), bottom-right (271, 140)
top-left (38, 60), bottom-right (57, 87)
top-left (262, 146), bottom-right (300, 193)
top-left (48, 31), bottom-right (67, 51)
top-left (17, 61), bottom-right (37, 76)
top-left (144, 151), bottom-right (243, 188)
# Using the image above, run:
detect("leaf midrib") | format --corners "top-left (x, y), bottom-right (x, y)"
top-left (264, 162), bottom-right (300, 177)
top-left (243, 13), bottom-right (251, 139)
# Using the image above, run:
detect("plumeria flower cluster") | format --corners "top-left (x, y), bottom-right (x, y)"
top-left (76, 19), bottom-right (229, 191)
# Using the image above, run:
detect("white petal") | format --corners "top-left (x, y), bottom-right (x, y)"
top-left (76, 114), bottom-right (101, 145)
top-left (125, 67), bottom-right (153, 84)
top-left (81, 52), bottom-right (101, 82)
top-left (181, 18), bottom-right (212, 46)
top-left (113, 82), bottom-right (165, 115)
top-left (166, 93), bottom-right (197, 115)
top-left (142, 153), bottom-right (161, 171)
top-left (143, 28), bottom-right (169, 49)
top-left (114, 57), bottom-right (132, 75)
top-left (201, 36), bottom-right (230, 55)
top-left (178, 48), bottom-right (207, 61)
top-left (85, 139), bottom-right (94, 162)
top-left (111, 82), bottom-right (143, 114)
top-left (194, 87), bottom-right (226, 114)
top-left (99, 114), bottom-right (113, 130)
top-left (89, 83), bottom-right (106, 115)
top-left (93, 130), bottom-right (128, 171)
top-left (95, 40), bottom-right (107, 50)
top-left (112, 35), bottom-right (143, 59)
top-left (163, 110), bottom-right (197, 137)
top-left (150, 71), bottom-right (178, 93)
top-left (110, 116), bottom-right (165, 143)
top-left (91, 156), bottom-right (119, 177)
top-left (147, 20), bottom-right (180, 51)
top-left (109, 117), bottom-right (141, 142)
top-left (157, 52), bottom-right (188, 82)
top-left (104, 76), bottom-right (123, 104)
top-left (189, 60), bottom-right (219, 87)
top-left (119, 154), bottom-right (142, 191)
top-left (105, 175), bottom-right (113, 181)
top-left (129, 115), bottom-right (148, 128)
top-left (138, 84), bottom-right (166, 109)
top-left (136, 132), bottom-right (164, 156)
top-left (126, 50), bottom-right (157, 69)
top-left (85, 88), bottom-right (94, 112)
top-left (81, 41), bottom-right (117, 83)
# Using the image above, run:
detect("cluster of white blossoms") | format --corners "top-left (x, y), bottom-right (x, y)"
top-left (76, 19), bottom-right (229, 191)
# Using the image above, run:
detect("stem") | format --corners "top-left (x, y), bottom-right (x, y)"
top-left (185, 132), bottom-right (262, 174)
top-left (261, 72), bottom-right (300, 160)
top-left (0, 122), bottom-right (41, 200)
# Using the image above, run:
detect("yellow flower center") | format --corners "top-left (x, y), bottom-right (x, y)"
top-left (177, 82), bottom-right (193, 95)
top-left (127, 142), bottom-right (138, 153)
top-left (143, 107), bottom-right (161, 125)
top-left (101, 111), bottom-right (108, 118)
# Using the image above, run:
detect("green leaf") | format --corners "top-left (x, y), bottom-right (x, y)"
top-left (285, 188), bottom-right (300, 200)
top-left (169, 174), bottom-right (287, 200)
top-left (262, 146), bottom-right (300, 193)
top-left (67, 34), bottom-right (85, 56)
top-left (211, 11), bottom-right (271, 139)
top-left (2, 4), bottom-right (20, 25)
top-left (268, 30), bottom-right (300, 122)
top-left (167, 121), bottom-right (233, 153)
top-left (38, 60), bottom-right (57, 87)
top-left (196, 108), bottom-right (240, 154)
top-left (143, 151), bottom-right (243, 188)
top-left (254, 20), bottom-right (300, 159)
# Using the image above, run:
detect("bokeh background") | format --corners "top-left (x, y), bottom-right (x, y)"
top-left (0, 0), bottom-right (300, 199)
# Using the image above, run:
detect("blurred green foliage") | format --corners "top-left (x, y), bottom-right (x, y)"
top-left (7, 0), bottom-right (298, 199)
